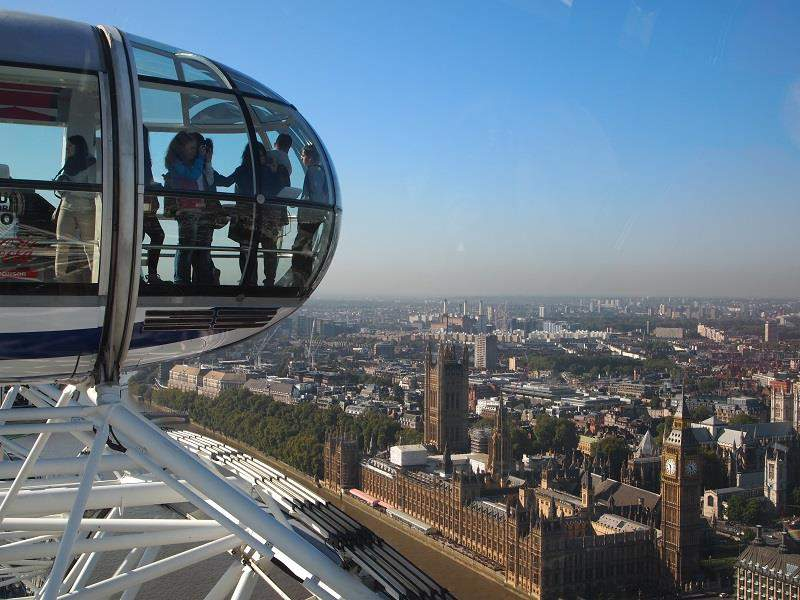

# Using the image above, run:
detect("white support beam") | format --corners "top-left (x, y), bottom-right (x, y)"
top-left (0, 454), bottom-right (134, 480)
top-left (61, 507), bottom-right (121, 595)
top-left (202, 561), bottom-right (243, 600)
top-left (119, 545), bottom-right (160, 600)
top-left (0, 422), bottom-right (95, 437)
top-left (0, 526), bottom-right (229, 562)
top-left (111, 547), bottom-right (144, 579)
top-left (0, 518), bottom-right (226, 533)
top-left (40, 410), bottom-right (111, 600)
top-left (109, 405), bottom-right (374, 600)
top-left (230, 568), bottom-right (257, 600)
top-left (55, 535), bottom-right (240, 600)
top-left (0, 386), bottom-right (76, 526)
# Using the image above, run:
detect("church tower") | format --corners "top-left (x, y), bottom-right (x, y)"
top-left (660, 399), bottom-right (703, 589)
top-left (488, 399), bottom-right (511, 477)
top-left (424, 342), bottom-right (469, 453)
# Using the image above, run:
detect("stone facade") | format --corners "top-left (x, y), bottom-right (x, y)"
top-left (424, 342), bottom-right (468, 453)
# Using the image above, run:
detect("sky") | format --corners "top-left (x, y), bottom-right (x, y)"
top-left (5, 0), bottom-right (800, 298)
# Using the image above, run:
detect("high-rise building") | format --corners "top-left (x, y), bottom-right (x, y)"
top-left (474, 334), bottom-right (498, 370)
top-left (442, 299), bottom-right (448, 316)
top-left (538, 305), bottom-right (545, 319)
top-left (660, 399), bottom-right (704, 588)
top-left (765, 321), bottom-right (778, 343)
top-left (424, 342), bottom-right (468, 453)
top-left (461, 300), bottom-right (467, 316)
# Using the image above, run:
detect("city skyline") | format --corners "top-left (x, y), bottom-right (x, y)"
top-left (6, 1), bottom-right (800, 298)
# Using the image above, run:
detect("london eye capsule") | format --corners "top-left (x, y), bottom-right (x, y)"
top-left (0, 11), bottom-right (341, 382)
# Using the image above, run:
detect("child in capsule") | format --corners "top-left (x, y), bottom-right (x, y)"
top-left (54, 135), bottom-right (98, 283)
top-left (164, 131), bottom-right (213, 285)
top-left (215, 143), bottom-right (287, 287)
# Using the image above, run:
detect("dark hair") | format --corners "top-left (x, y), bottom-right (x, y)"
top-left (301, 143), bottom-right (320, 164)
top-left (276, 133), bottom-right (293, 152)
top-left (63, 135), bottom-right (91, 176)
top-left (241, 142), bottom-right (268, 169)
top-left (165, 131), bottom-right (196, 168)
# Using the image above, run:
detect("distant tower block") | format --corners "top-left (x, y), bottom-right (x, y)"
top-left (539, 305), bottom-right (546, 319)
top-left (462, 300), bottom-right (468, 316)
top-left (424, 342), bottom-right (469, 453)
top-left (765, 321), bottom-right (778, 343)
top-left (442, 299), bottom-right (448, 316)
top-left (475, 334), bottom-right (498, 371)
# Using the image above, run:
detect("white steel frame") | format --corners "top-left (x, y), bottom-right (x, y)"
top-left (0, 383), bottom-right (377, 600)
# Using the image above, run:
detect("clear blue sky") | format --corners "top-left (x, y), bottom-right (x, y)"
top-left (7, 0), bottom-right (800, 297)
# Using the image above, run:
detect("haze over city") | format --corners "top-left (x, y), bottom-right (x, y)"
top-left (4, 0), bottom-right (800, 297)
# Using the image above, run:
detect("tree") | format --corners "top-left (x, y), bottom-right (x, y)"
top-left (689, 405), bottom-right (712, 422)
top-left (729, 414), bottom-right (759, 426)
top-left (726, 495), bottom-right (745, 523)
top-left (553, 419), bottom-right (578, 454)
top-left (592, 436), bottom-right (629, 480)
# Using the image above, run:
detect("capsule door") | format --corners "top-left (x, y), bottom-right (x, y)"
top-left (0, 61), bottom-right (112, 382)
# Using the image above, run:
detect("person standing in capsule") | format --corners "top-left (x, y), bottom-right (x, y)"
top-left (54, 135), bottom-right (98, 283)
top-left (290, 143), bottom-right (327, 286)
top-left (164, 131), bottom-right (213, 285)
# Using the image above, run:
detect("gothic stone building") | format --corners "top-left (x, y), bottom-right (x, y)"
top-left (326, 443), bottom-right (658, 598)
top-left (324, 398), bottom-right (714, 597)
top-left (424, 342), bottom-right (469, 453)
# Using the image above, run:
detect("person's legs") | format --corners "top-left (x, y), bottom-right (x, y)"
top-left (291, 222), bottom-right (320, 285)
top-left (174, 214), bottom-right (195, 284)
top-left (75, 210), bottom-right (96, 283)
top-left (54, 209), bottom-right (75, 282)
top-left (190, 218), bottom-right (214, 285)
top-left (261, 234), bottom-right (278, 287)
top-left (143, 214), bottom-right (165, 278)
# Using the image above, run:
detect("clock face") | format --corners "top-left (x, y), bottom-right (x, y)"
top-left (665, 458), bottom-right (677, 476)
top-left (685, 461), bottom-right (698, 476)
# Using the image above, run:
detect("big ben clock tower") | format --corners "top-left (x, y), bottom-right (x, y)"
top-left (660, 398), bottom-right (703, 589)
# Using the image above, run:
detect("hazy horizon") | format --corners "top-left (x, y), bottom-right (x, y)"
top-left (9, 0), bottom-right (800, 298)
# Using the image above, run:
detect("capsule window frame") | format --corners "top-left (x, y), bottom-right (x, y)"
top-left (0, 61), bottom-right (108, 296)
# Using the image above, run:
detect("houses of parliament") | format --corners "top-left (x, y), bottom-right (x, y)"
top-left (324, 342), bottom-right (708, 599)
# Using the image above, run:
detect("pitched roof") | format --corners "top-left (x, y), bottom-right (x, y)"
top-left (635, 431), bottom-right (656, 457)
top-left (738, 543), bottom-right (800, 584)
top-left (590, 474), bottom-right (660, 511)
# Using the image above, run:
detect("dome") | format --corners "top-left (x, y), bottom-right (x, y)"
top-left (0, 11), bottom-right (340, 381)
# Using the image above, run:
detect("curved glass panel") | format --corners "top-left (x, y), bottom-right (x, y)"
top-left (139, 195), bottom-right (334, 296)
top-left (139, 82), bottom-right (250, 193)
top-left (127, 34), bottom-right (229, 89)
top-left (0, 65), bottom-right (103, 294)
top-left (245, 99), bottom-right (334, 206)
top-left (219, 65), bottom-right (287, 103)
